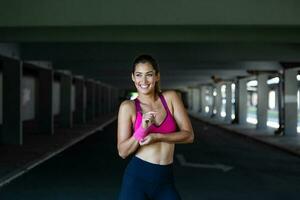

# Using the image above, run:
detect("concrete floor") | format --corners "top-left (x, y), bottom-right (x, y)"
top-left (1, 117), bottom-right (300, 199)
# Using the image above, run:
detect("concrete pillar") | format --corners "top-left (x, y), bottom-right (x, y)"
top-left (1, 58), bottom-right (22, 145)
top-left (198, 87), bottom-right (202, 113)
top-left (101, 85), bottom-right (106, 114)
top-left (60, 71), bottom-right (72, 128)
top-left (107, 86), bottom-right (112, 113)
top-left (37, 68), bottom-right (54, 135)
top-left (187, 88), bottom-right (193, 110)
top-left (200, 86), bottom-right (207, 114)
top-left (106, 86), bottom-right (109, 114)
top-left (112, 88), bottom-right (117, 112)
top-left (215, 83), bottom-right (222, 119)
top-left (257, 74), bottom-right (269, 129)
top-left (284, 68), bottom-right (298, 136)
top-left (86, 79), bottom-right (96, 121)
top-left (207, 86), bottom-right (213, 116)
top-left (192, 87), bottom-right (200, 112)
top-left (95, 82), bottom-right (101, 118)
top-left (225, 82), bottom-right (232, 123)
top-left (237, 78), bottom-right (247, 125)
top-left (99, 84), bottom-right (104, 115)
top-left (74, 76), bottom-right (85, 124)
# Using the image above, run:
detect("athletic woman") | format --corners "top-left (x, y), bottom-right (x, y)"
top-left (117, 54), bottom-right (194, 200)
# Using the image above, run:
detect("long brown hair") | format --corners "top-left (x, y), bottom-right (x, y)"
top-left (132, 54), bottom-right (161, 94)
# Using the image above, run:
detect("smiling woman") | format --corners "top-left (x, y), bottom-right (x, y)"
top-left (117, 54), bottom-right (194, 200)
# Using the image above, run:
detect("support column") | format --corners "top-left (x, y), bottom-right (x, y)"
top-left (284, 68), bottom-right (298, 136)
top-left (99, 84), bottom-right (104, 115)
top-left (95, 81), bottom-right (101, 118)
top-left (37, 68), bottom-right (53, 135)
top-left (74, 76), bottom-right (85, 124)
top-left (192, 87), bottom-right (200, 112)
top-left (275, 75), bottom-right (284, 135)
top-left (1, 59), bottom-right (22, 145)
top-left (207, 86), bottom-right (213, 116)
top-left (200, 86), bottom-right (207, 114)
top-left (237, 78), bottom-right (247, 125)
top-left (86, 79), bottom-right (96, 121)
top-left (111, 88), bottom-right (117, 113)
top-left (215, 83), bottom-right (222, 119)
top-left (60, 71), bottom-right (72, 128)
top-left (257, 73), bottom-right (269, 129)
top-left (225, 82), bottom-right (232, 123)
top-left (107, 86), bottom-right (112, 113)
top-left (101, 85), bottom-right (106, 114)
top-left (187, 87), bottom-right (193, 111)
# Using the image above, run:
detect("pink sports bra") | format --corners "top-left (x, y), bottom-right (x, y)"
top-left (133, 94), bottom-right (177, 134)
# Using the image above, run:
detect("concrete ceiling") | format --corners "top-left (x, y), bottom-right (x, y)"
top-left (2, 0), bottom-right (300, 90)
top-left (19, 42), bottom-right (295, 89)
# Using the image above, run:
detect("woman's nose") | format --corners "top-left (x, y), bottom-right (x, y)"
top-left (142, 76), bottom-right (147, 83)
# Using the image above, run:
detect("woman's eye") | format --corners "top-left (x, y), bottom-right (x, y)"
top-left (147, 74), bottom-right (153, 77)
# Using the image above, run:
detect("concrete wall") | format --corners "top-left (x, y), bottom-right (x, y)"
top-left (0, 74), bottom-right (36, 123)
top-left (22, 76), bottom-right (36, 120)
top-left (0, 43), bottom-right (20, 59)
top-left (1, 0), bottom-right (300, 26)
top-left (71, 84), bottom-right (75, 112)
top-left (52, 81), bottom-right (60, 115)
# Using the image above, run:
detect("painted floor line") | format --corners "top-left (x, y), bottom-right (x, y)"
top-left (0, 116), bottom-right (117, 188)
top-left (176, 154), bottom-right (233, 172)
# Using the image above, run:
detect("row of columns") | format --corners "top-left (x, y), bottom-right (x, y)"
top-left (0, 57), bottom-right (120, 145)
top-left (188, 68), bottom-right (299, 136)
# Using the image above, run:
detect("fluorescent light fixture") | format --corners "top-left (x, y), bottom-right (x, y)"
top-left (267, 77), bottom-right (279, 84)
top-left (247, 80), bottom-right (257, 87)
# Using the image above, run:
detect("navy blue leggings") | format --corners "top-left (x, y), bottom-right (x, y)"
top-left (118, 156), bottom-right (181, 200)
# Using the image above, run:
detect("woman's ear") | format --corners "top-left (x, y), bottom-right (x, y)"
top-left (131, 73), bottom-right (135, 82)
top-left (156, 72), bottom-right (160, 82)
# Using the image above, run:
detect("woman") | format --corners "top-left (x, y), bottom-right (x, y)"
top-left (117, 54), bottom-right (194, 200)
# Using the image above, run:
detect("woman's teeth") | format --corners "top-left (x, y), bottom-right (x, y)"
top-left (140, 85), bottom-right (149, 89)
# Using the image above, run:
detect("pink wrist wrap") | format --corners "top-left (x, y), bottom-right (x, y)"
top-left (133, 125), bottom-right (150, 142)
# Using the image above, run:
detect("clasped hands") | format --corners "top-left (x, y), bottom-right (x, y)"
top-left (133, 111), bottom-right (158, 146)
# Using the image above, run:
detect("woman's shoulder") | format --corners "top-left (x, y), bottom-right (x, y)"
top-left (161, 90), bottom-right (180, 100)
top-left (119, 99), bottom-right (135, 114)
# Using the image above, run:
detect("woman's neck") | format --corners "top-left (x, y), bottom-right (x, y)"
top-left (137, 92), bottom-right (159, 104)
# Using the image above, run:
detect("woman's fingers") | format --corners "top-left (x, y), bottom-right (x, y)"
top-left (143, 111), bottom-right (157, 123)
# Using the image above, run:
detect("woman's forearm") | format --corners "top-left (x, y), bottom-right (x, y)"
top-left (118, 136), bottom-right (139, 159)
top-left (155, 130), bottom-right (194, 144)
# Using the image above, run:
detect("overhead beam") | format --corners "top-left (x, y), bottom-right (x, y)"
top-left (1, 26), bottom-right (300, 43)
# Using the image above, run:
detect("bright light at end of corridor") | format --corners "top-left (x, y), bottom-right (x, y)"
top-left (231, 114), bottom-right (235, 119)
top-left (247, 117), bottom-right (257, 124)
top-left (221, 111), bottom-right (226, 117)
top-left (205, 106), bottom-right (209, 113)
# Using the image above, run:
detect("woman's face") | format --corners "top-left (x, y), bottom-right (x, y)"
top-left (132, 62), bottom-right (160, 95)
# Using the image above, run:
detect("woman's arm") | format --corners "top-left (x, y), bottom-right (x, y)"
top-left (140, 91), bottom-right (194, 146)
top-left (117, 100), bottom-right (139, 159)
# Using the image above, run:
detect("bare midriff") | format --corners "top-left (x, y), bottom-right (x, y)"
top-left (135, 142), bottom-right (174, 165)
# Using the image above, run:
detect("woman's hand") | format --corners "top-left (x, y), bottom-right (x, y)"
top-left (142, 111), bottom-right (157, 128)
top-left (139, 133), bottom-right (158, 146)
